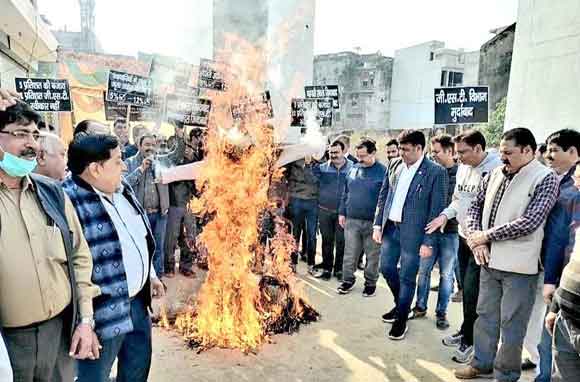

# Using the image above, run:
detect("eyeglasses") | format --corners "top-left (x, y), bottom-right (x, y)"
top-left (0, 130), bottom-right (41, 141)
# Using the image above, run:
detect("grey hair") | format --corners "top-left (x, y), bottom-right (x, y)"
top-left (38, 132), bottom-right (64, 154)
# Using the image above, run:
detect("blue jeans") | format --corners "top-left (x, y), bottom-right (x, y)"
top-left (535, 307), bottom-right (553, 382)
top-left (148, 212), bottom-right (168, 276)
top-left (289, 198), bottom-right (318, 266)
top-left (379, 224), bottom-right (421, 321)
top-left (415, 233), bottom-right (459, 316)
top-left (77, 297), bottom-right (152, 382)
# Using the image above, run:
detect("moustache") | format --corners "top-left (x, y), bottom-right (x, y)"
top-left (502, 159), bottom-right (510, 165)
top-left (20, 149), bottom-right (37, 158)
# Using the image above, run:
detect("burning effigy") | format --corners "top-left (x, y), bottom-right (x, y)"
top-left (159, 36), bottom-right (322, 353)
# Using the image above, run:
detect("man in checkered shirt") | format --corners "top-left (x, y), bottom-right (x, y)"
top-left (455, 128), bottom-right (559, 382)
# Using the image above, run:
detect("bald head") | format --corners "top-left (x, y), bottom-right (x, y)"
top-left (35, 132), bottom-right (67, 180)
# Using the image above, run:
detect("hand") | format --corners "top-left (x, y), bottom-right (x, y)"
top-left (472, 245), bottom-right (490, 265)
top-left (425, 215), bottom-right (448, 234)
top-left (543, 284), bottom-right (557, 305)
top-left (338, 215), bottom-right (346, 229)
top-left (140, 158), bottom-right (153, 172)
top-left (304, 156), bottom-right (312, 165)
top-left (372, 227), bottom-right (382, 244)
top-left (69, 323), bottom-right (98, 360)
top-left (419, 245), bottom-right (433, 258)
top-left (151, 277), bottom-right (165, 299)
top-left (0, 88), bottom-right (19, 111)
top-left (545, 311), bottom-right (557, 334)
top-left (467, 230), bottom-right (489, 249)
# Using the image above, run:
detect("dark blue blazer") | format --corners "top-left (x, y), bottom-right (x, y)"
top-left (373, 157), bottom-right (448, 253)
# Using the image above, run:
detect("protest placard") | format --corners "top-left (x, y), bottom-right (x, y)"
top-left (434, 86), bottom-right (489, 125)
top-left (103, 92), bottom-right (162, 122)
top-left (106, 70), bottom-right (153, 106)
top-left (290, 98), bottom-right (332, 127)
top-left (166, 88), bottom-right (212, 127)
top-left (231, 91), bottom-right (274, 121)
top-left (305, 85), bottom-right (340, 109)
top-left (198, 59), bottom-right (228, 91)
top-left (14, 78), bottom-right (72, 112)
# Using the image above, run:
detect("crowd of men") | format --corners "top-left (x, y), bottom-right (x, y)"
top-left (0, 85), bottom-right (580, 382)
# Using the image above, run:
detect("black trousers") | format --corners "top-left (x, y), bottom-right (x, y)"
top-left (458, 235), bottom-right (480, 346)
top-left (318, 208), bottom-right (345, 273)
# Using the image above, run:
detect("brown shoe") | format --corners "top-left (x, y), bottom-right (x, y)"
top-left (454, 365), bottom-right (493, 379)
top-left (179, 269), bottom-right (196, 279)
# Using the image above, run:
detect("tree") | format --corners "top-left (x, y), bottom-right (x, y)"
top-left (482, 97), bottom-right (506, 148)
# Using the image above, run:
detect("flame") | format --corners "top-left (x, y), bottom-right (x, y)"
top-left (162, 33), bottom-right (317, 353)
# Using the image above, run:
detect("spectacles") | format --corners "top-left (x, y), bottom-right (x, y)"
top-left (0, 130), bottom-right (41, 141)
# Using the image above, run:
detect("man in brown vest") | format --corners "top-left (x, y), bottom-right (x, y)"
top-left (455, 128), bottom-right (559, 381)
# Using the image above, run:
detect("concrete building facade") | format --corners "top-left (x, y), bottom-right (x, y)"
top-left (505, 0), bottom-right (580, 141)
top-left (479, 23), bottom-right (516, 111)
top-left (389, 41), bottom-right (467, 132)
top-left (0, 0), bottom-right (58, 90)
top-left (313, 51), bottom-right (393, 133)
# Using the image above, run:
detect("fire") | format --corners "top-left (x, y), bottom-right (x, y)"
top-left (161, 34), bottom-right (318, 353)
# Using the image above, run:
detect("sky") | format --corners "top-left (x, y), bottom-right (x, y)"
top-left (38, 0), bottom-right (519, 61)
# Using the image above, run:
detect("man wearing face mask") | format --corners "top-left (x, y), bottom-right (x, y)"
top-left (0, 101), bottom-right (100, 380)
top-left (455, 128), bottom-right (559, 381)
top-left (124, 126), bottom-right (185, 277)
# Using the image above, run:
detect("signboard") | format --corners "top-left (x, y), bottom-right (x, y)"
top-left (14, 78), bottom-right (72, 112)
top-left (103, 92), bottom-right (162, 122)
top-left (290, 98), bottom-right (333, 127)
top-left (198, 59), bottom-right (228, 91)
top-left (305, 85), bottom-right (340, 109)
top-left (106, 70), bottom-right (153, 106)
top-left (166, 90), bottom-right (211, 127)
top-left (434, 86), bottom-right (489, 125)
top-left (231, 91), bottom-right (274, 121)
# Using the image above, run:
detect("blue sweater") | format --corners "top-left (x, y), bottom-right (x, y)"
top-left (339, 161), bottom-right (387, 221)
top-left (312, 160), bottom-right (353, 212)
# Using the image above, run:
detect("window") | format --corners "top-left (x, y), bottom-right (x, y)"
top-left (430, 52), bottom-right (434, 61)
top-left (362, 79), bottom-right (369, 88)
top-left (351, 94), bottom-right (359, 107)
top-left (448, 71), bottom-right (463, 87)
top-left (440, 71), bottom-right (448, 86)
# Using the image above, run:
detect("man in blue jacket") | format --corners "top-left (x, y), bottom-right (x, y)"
top-left (533, 129), bottom-right (580, 382)
top-left (338, 138), bottom-right (387, 297)
top-left (373, 130), bottom-right (448, 341)
top-left (312, 140), bottom-right (353, 280)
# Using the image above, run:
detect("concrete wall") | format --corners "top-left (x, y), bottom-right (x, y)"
top-left (479, 24), bottom-right (515, 111)
top-left (390, 41), bottom-right (459, 131)
top-left (463, 51), bottom-right (480, 86)
top-left (505, 1), bottom-right (580, 141)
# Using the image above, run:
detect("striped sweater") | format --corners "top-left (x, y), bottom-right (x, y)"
top-left (62, 175), bottom-right (154, 340)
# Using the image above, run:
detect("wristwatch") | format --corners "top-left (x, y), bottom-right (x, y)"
top-left (80, 317), bottom-right (95, 330)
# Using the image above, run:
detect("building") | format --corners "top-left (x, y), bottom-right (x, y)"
top-left (53, 0), bottom-right (103, 54)
top-left (0, 0), bottom-right (58, 89)
top-left (463, 50), bottom-right (480, 86)
top-left (505, 0), bottom-right (580, 141)
top-left (389, 41), bottom-right (467, 132)
top-left (313, 51), bottom-right (393, 133)
top-left (213, 0), bottom-right (315, 144)
top-left (479, 23), bottom-right (516, 111)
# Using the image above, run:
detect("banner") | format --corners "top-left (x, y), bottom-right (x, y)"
top-left (15, 78), bottom-right (72, 112)
top-left (434, 86), bottom-right (489, 125)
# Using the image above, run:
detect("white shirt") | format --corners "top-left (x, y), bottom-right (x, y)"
top-left (95, 186), bottom-right (156, 298)
top-left (388, 156), bottom-right (424, 222)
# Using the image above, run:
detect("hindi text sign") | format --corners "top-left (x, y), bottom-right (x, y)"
top-left (15, 78), bottom-right (72, 112)
top-left (305, 85), bottom-right (340, 109)
top-left (434, 86), bottom-right (489, 125)
top-left (106, 70), bottom-right (153, 107)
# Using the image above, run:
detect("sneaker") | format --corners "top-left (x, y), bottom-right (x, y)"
top-left (442, 331), bottom-right (463, 347)
top-left (451, 290), bottom-right (463, 303)
top-left (454, 365), bottom-right (491, 379)
top-left (382, 307), bottom-right (398, 323)
top-left (452, 342), bottom-right (474, 364)
top-left (430, 285), bottom-right (439, 292)
top-left (314, 270), bottom-right (332, 280)
top-left (521, 358), bottom-right (536, 371)
top-left (436, 314), bottom-right (450, 330)
top-left (362, 285), bottom-right (376, 297)
top-left (337, 281), bottom-right (356, 294)
top-left (408, 307), bottom-right (427, 320)
top-left (388, 319), bottom-right (408, 340)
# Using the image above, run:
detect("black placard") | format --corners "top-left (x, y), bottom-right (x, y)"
top-left (231, 91), bottom-right (274, 121)
top-left (14, 78), bottom-right (72, 112)
top-left (106, 70), bottom-right (153, 107)
top-left (166, 91), bottom-right (211, 127)
top-left (197, 59), bottom-right (228, 91)
top-left (434, 86), bottom-right (489, 125)
top-left (305, 85), bottom-right (340, 109)
top-left (103, 92), bottom-right (162, 122)
top-left (290, 98), bottom-right (332, 127)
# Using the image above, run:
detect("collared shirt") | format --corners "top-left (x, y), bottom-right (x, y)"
top-left (467, 169), bottom-right (559, 241)
top-left (94, 186), bottom-right (155, 297)
top-left (388, 156), bottom-right (424, 222)
top-left (0, 177), bottom-right (98, 327)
